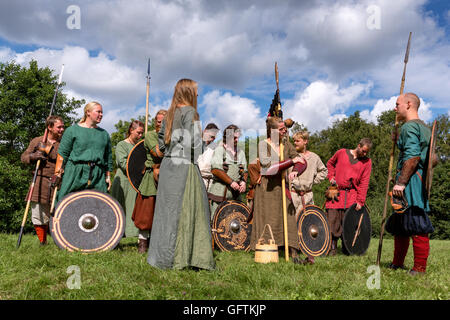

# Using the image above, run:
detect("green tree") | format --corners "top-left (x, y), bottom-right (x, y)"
top-left (428, 114), bottom-right (450, 239)
top-left (0, 60), bottom-right (84, 232)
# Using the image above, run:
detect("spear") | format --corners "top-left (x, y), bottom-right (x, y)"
top-left (17, 64), bottom-right (65, 248)
top-left (145, 58), bottom-right (151, 133)
top-left (376, 32), bottom-right (412, 265)
top-left (274, 62), bottom-right (290, 262)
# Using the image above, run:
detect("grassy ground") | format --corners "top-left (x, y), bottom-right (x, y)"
top-left (0, 233), bottom-right (448, 300)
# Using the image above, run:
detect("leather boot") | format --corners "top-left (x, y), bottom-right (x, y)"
top-left (328, 238), bottom-right (337, 256)
top-left (138, 238), bottom-right (149, 254)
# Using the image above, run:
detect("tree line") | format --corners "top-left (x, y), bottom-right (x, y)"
top-left (1, 61), bottom-right (448, 239)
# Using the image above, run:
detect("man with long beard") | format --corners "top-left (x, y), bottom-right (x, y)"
top-left (207, 124), bottom-right (247, 221)
top-left (325, 138), bottom-right (373, 256)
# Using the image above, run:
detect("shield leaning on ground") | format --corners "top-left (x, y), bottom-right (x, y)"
top-left (212, 200), bottom-right (252, 252)
top-left (50, 190), bottom-right (125, 253)
top-left (342, 203), bottom-right (371, 256)
top-left (297, 205), bottom-right (332, 257)
top-left (425, 120), bottom-right (437, 200)
top-left (126, 139), bottom-right (146, 193)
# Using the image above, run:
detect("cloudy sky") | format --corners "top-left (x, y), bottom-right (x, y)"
top-left (0, 0), bottom-right (448, 135)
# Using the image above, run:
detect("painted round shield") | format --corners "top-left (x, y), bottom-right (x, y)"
top-left (297, 205), bottom-right (331, 257)
top-left (50, 190), bottom-right (125, 253)
top-left (342, 204), bottom-right (371, 256)
top-left (126, 139), bottom-right (146, 193)
top-left (212, 200), bottom-right (252, 252)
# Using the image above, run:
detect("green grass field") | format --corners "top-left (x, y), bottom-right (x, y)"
top-left (0, 233), bottom-right (448, 300)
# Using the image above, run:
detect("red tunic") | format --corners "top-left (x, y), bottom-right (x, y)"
top-left (325, 149), bottom-right (371, 209)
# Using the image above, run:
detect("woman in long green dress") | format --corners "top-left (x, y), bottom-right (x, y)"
top-left (110, 120), bottom-right (144, 237)
top-left (56, 101), bottom-right (113, 203)
top-left (147, 79), bottom-right (215, 270)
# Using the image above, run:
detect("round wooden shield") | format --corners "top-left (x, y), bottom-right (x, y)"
top-left (342, 204), bottom-right (371, 256)
top-left (297, 205), bottom-right (331, 257)
top-left (50, 190), bottom-right (125, 253)
top-left (212, 200), bottom-right (252, 252)
top-left (126, 139), bottom-right (146, 193)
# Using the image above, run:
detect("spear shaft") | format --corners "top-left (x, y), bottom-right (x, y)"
top-left (274, 62), bottom-right (289, 262)
top-left (145, 59), bottom-right (151, 134)
top-left (376, 32), bottom-right (412, 265)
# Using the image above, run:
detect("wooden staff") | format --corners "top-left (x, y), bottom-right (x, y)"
top-left (17, 64), bottom-right (65, 248)
top-left (376, 32), bottom-right (412, 265)
top-left (274, 62), bottom-right (289, 262)
top-left (145, 58), bottom-right (151, 133)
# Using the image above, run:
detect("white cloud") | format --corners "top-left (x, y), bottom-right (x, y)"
top-left (200, 90), bottom-right (266, 133)
top-left (0, 0), bottom-right (448, 132)
top-left (360, 95), bottom-right (433, 123)
top-left (283, 80), bottom-right (372, 132)
top-left (3, 46), bottom-right (145, 133)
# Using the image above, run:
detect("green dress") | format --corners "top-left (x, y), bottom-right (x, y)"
top-left (147, 106), bottom-right (215, 270)
top-left (57, 124), bottom-right (113, 203)
top-left (208, 144), bottom-right (247, 220)
top-left (110, 140), bottom-right (138, 237)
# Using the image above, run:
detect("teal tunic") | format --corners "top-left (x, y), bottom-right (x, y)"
top-left (386, 119), bottom-right (434, 236)
top-left (147, 106), bottom-right (215, 270)
top-left (57, 124), bottom-right (113, 203)
top-left (110, 140), bottom-right (139, 237)
top-left (138, 130), bottom-right (160, 197)
top-left (396, 120), bottom-right (431, 211)
top-left (208, 144), bottom-right (247, 220)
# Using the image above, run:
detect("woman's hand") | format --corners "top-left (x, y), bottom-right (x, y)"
top-left (106, 175), bottom-right (111, 191)
top-left (230, 181), bottom-right (240, 191)
top-left (238, 181), bottom-right (246, 193)
top-left (288, 171), bottom-right (298, 181)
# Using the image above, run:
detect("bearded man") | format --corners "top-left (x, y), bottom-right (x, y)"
top-left (325, 138), bottom-right (373, 255)
top-left (21, 116), bottom-right (65, 245)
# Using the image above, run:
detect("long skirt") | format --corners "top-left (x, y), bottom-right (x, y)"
top-left (147, 158), bottom-right (215, 270)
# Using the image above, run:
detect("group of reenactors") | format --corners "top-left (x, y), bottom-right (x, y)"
top-left (21, 86), bottom-right (435, 275)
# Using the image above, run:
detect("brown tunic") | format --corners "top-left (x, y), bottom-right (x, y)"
top-left (20, 136), bottom-right (60, 204)
top-left (250, 139), bottom-right (299, 250)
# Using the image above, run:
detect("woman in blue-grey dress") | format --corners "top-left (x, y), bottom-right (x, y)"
top-left (147, 78), bottom-right (215, 270)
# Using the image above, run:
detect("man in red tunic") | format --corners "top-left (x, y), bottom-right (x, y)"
top-left (325, 138), bottom-right (373, 255)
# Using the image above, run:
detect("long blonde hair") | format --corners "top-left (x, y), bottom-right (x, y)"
top-left (80, 101), bottom-right (102, 123)
top-left (164, 79), bottom-right (199, 144)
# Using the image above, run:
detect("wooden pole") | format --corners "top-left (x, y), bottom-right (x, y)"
top-left (145, 59), bottom-right (150, 134)
top-left (376, 32), bottom-right (412, 265)
top-left (274, 62), bottom-right (289, 262)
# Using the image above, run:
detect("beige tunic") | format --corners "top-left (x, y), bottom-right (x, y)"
top-left (250, 139), bottom-right (299, 250)
top-left (289, 151), bottom-right (328, 214)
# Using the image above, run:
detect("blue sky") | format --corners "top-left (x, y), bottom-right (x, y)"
top-left (0, 0), bottom-right (448, 135)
